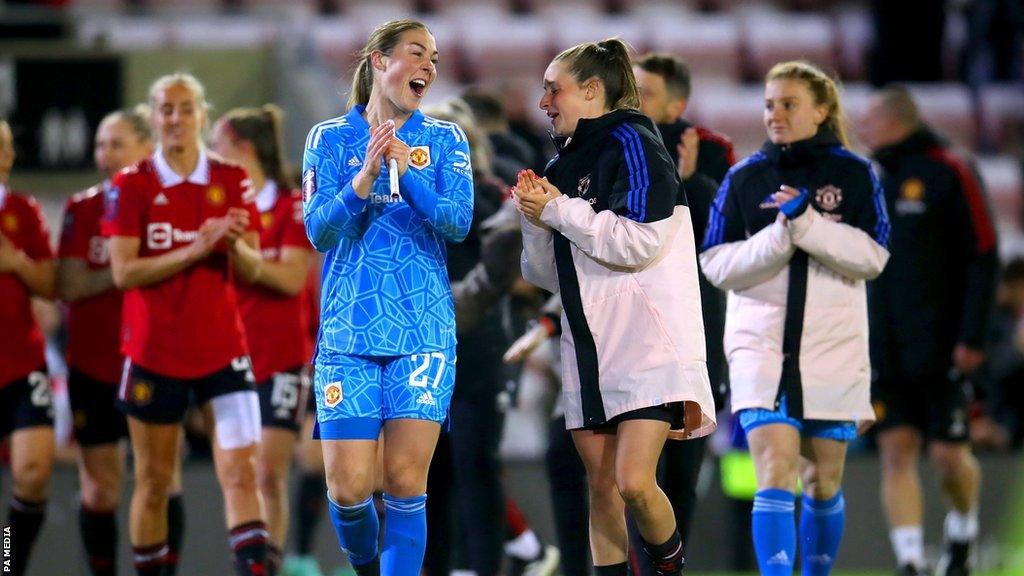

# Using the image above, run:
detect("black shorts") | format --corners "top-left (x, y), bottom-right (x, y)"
top-left (257, 366), bottom-right (311, 432)
top-left (0, 368), bottom-right (54, 438)
top-left (117, 357), bottom-right (256, 424)
top-left (69, 369), bottom-right (128, 446)
top-left (576, 403), bottom-right (681, 433)
top-left (874, 371), bottom-right (970, 442)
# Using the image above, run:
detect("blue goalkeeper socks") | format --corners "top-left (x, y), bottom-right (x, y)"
top-left (753, 489), bottom-right (796, 576)
top-left (800, 491), bottom-right (845, 576)
top-left (327, 493), bottom-right (379, 566)
top-left (381, 493), bottom-right (428, 576)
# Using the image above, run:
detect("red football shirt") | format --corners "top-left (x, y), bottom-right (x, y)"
top-left (0, 187), bottom-right (54, 386)
top-left (102, 151), bottom-right (259, 379)
top-left (236, 182), bottom-right (314, 383)
top-left (59, 183), bottom-right (124, 384)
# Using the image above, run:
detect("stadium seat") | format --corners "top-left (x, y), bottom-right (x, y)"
top-left (687, 83), bottom-right (767, 158)
top-left (979, 83), bottom-right (1024, 154)
top-left (450, 6), bottom-right (551, 84)
top-left (646, 12), bottom-right (743, 83)
top-left (833, 6), bottom-right (871, 81)
top-left (977, 155), bottom-right (1023, 231)
top-left (740, 7), bottom-right (836, 80)
top-left (905, 83), bottom-right (977, 151)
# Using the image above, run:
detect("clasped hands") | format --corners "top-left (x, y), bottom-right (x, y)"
top-left (512, 169), bottom-right (562, 226)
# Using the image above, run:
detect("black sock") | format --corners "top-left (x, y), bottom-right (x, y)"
top-left (132, 542), bottom-right (170, 576)
top-left (166, 493), bottom-right (184, 574)
top-left (294, 471), bottom-right (324, 555)
top-left (643, 530), bottom-right (685, 576)
top-left (9, 496), bottom-right (47, 576)
top-left (594, 562), bottom-right (628, 576)
top-left (80, 505), bottom-right (118, 576)
top-left (229, 520), bottom-right (271, 576)
top-left (352, 556), bottom-right (380, 576)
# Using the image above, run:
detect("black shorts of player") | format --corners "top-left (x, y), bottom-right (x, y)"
top-left (69, 368), bottom-right (128, 447)
top-left (118, 357), bottom-right (256, 424)
top-left (874, 372), bottom-right (970, 442)
top-left (257, 366), bottom-right (311, 432)
top-left (0, 367), bottom-right (54, 438)
top-left (577, 402), bottom-right (683, 434)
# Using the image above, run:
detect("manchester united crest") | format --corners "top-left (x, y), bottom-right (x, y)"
top-left (132, 380), bottom-right (154, 406)
top-left (815, 185), bottom-right (843, 212)
top-left (577, 174), bottom-right (591, 196)
top-left (409, 146), bottom-right (431, 170)
top-left (206, 186), bottom-right (226, 206)
top-left (1, 213), bottom-right (17, 233)
top-left (325, 382), bottom-right (342, 408)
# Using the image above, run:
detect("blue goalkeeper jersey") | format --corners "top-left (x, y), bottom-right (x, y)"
top-left (302, 105), bottom-right (474, 359)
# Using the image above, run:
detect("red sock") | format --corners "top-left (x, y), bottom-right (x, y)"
top-left (505, 498), bottom-right (529, 538)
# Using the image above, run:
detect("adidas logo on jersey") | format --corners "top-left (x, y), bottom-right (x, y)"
top-left (416, 390), bottom-right (436, 406)
top-left (347, 157), bottom-right (362, 167)
top-left (766, 551), bottom-right (791, 566)
top-left (153, 192), bottom-right (169, 205)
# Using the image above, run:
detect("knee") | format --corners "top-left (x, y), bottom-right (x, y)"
top-left (327, 470), bottom-right (374, 505)
top-left (930, 444), bottom-right (974, 478)
top-left (81, 480), bottom-right (121, 511)
top-left (801, 466), bottom-right (843, 500)
top-left (383, 460), bottom-right (427, 498)
top-left (616, 470), bottom-right (657, 511)
top-left (135, 470), bottom-right (173, 510)
top-left (585, 469), bottom-right (619, 508)
top-left (757, 454), bottom-right (798, 490)
top-left (257, 464), bottom-right (286, 499)
top-left (219, 458), bottom-right (258, 495)
top-left (13, 458), bottom-right (52, 500)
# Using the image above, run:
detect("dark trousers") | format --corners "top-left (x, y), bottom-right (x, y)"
top-left (545, 415), bottom-right (590, 576)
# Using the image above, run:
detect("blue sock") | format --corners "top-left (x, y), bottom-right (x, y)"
top-left (381, 493), bottom-right (428, 576)
top-left (327, 494), bottom-right (379, 566)
top-left (800, 491), bottom-right (845, 576)
top-left (753, 489), bottom-right (796, 576)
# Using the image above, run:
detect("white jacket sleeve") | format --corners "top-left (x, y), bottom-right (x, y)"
top-left (699, 220), bottom-right (796, 291)
top-left (540, 195), bottom-right (674, 270)
top-left (788, 208), bottom-right (890, 280)
top-left (520, 214), bottom-right (559, 293)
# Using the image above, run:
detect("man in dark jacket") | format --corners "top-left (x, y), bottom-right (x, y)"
top-left (863, 86), bottom-right (999, 576)
top-left (624, 52), bottom-right (736, 572)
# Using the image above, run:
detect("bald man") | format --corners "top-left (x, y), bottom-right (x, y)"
top-left (862, 87), bottom-right (999, 576)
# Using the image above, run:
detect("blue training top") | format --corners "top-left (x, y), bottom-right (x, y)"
top-left (302, 105), bottom-right (474, 359)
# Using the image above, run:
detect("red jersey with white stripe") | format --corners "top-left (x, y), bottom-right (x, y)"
top-left (236, 182), bottom-right (314, 383)
top-left (59, 183), bottom-right (123, 384)
top-left (102, 151), bottom-right (259, 378)
top-left (0, 187), bottom-right (53, 386)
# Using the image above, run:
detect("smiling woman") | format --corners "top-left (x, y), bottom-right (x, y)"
top-left (301, 18), bottom-right (473, 576)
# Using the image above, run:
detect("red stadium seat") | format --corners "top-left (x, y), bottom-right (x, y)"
top-left (741, 8), bottom-right (836, 80)
top-left (687, 83), bottom-right (767, 158)
top-left (451, 6), bottom-right (551, 84)
top-left (646, 11), bottom-right (743, 83)
top-left (905, 83), bottom-right (977, 151)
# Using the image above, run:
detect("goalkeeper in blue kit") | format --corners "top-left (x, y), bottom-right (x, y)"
top-left (301, 19), bottom-right (473, 576)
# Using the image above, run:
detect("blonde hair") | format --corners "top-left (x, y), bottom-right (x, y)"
top-left (148, 72), bottom-right (209, 112)
top-left (348, 20), bottom-right (430, 110)
top-left (102, 104), bottom-right (152, 144)
top-left (766, 61), bottom-right (850, 147)
top-left (553, 38), bottom-right (640, 111)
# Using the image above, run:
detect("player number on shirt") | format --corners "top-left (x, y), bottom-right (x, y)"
top-left (408, 352), bottom-right (447, 389)
top-left (27, 372), bottom-right (52, 408)
top-left (271, 373), bottom-right (300, 416)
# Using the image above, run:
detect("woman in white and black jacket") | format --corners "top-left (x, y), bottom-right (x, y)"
top-left (514, 39), bottom-right (716, 576)
top-left (699, 61), bottom-right (890, 576)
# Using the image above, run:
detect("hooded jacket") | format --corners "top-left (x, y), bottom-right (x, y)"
top-left (700, 130), bottom-right (891, 421)
top-left (520, 108), bottom-right (717, 439)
